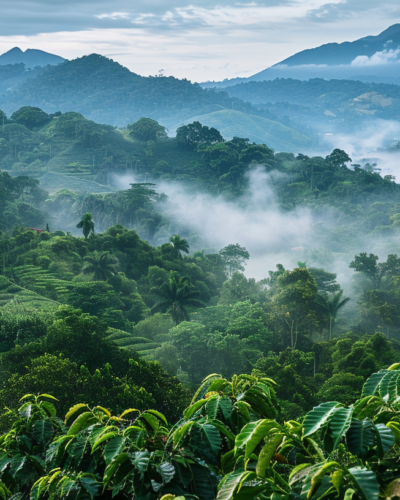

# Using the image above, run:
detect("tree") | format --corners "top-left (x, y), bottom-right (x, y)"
top-left (176, 121), bottom-right (224, 148)
top-left (315, 289), bottom-right (350, 340)
top-left (169, 234), bottom-right (189, 259)
top-left (275, 268), bottom-right (318, 349)
top-left (82, 251), bottom-right (118, 281)
top-left (349, 253), bottom-right (400, 289)
top-left (152, 271), bottom-right (204, 324)
top-left (325, 148), bottom-right (352, 168)
top-left (11, 106), bottom-right (50, 130)
top-left (127, 118), bottom-right (167, 141)
top-left (76, 213), bottom-right (95, 239)
top-left (219, 243), bottom-right (250, 276)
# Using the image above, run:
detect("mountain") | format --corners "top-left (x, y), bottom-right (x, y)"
top-left (202, 24), bottom-right (400, 88)
top-left (0, 47), bottom-right (65, 68)
top-left (276, 24), bottom-right (400, 67)
top-left (0, 54), bottom-right (315, 150)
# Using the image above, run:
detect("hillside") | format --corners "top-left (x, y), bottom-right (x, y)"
top-left (180, 109), bottom-right (313, 152)
top-left (0, 54), bottom-right (315, 150)
top-left (213, 78), bottom-right (400, 136)
top-left (0, 47), bottom-right (65, 68)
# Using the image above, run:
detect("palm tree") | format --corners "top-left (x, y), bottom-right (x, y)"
top-left (152, 271), bottom-right (204, 325)
top-left (82, 251), bottom-right (118, 281)
top-left (315, 290), bottom-right (350, 341)
top-left (169, 235), bottom-right (189, 260)
top-left (76, 213), bottom-right (95, 239)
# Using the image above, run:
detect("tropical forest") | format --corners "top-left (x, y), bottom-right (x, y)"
top-left (1, 38), bottom-right (400, 500)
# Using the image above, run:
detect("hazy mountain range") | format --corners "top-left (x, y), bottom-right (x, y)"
top-left (1, 24), bottom-right (400, 151)
top-left (203, 24), bottom-right (400, 87)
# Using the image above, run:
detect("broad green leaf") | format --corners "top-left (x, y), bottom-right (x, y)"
top-left (303, 402), bottom-right (341, 437)
top-left (211, 420), bottom-right (235, 442)
top-left (130, 451), bottom-right (150, 473)
top-left (103, 453), bottom-right (129, 491)
top-left (373, 423), bottom-right (395, 456)
top-left (184, 399), bottom-right (207, 419)
top-left (328, 407), bottom-right (353, 450)
top-left (235, 419), bottom-right (279, 458)
top-left (80, 476), bottom-right (101, 498)
top-left (256, 433), bottom-right (284, 478)
top-left (206, 396), bottom-right (221, 420)
top-left (305, 462), bottom-right (339, 500)
top-left (19, 394), bottom-right (34, 401)
top-left (378, 372), bottom-right (398, 400)
top-left (68, 412), bottom-right (95, 436)
top-left (91, 432), bottom-right (118, 452)
top-left (235, 402), bottom-right (251, 421)
top-left (353, 396), bottom-right (383, 420)
top-left (140, 412), bottom-right (159, 430)
top-left (191, 374), bottom-right (221, 404)
top-left (217, 470), bottom-right (256, 500)
top-left (201, 423), bottom-right (223, 456)
top-left (38, 394), bottom-right (58, 401)
top-left (388, 372), bottom-right (400, 403)
top-left (104, 436), bottom-right (125, 465)
top-left (64, 404), bottom-right (89, 424)
top-left (145, 409), bottom-right (168, 426)
top-left (94, 406), bottom-right (111, 416)
top-left (158, 462), bottom-right (175, 484)
top-left (346, 419), bottom-right (375, 458)
top-left (118, 408), bottom-right (139, 419)
top-left (362, 370), bottom-right (389, 397)
top-left (347, 467), bottom-right (379, 500)
top-left (41, 401), bottom-right (57, 418)
top-left (32, 420), bottom-right (53, 445)
top-left (172, 421), bottom-right (194, 448)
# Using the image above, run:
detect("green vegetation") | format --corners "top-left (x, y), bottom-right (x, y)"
top-left (2, 98), bottom-right (400, 498)
top-left (179, 110), bottom-right (313, 152)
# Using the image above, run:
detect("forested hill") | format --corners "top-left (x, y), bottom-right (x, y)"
top-left (0, 54), bottom-right (280, 130)
top-left (217, 77), bottom-right (400, 132)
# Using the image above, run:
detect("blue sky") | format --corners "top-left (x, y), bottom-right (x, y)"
top-left (0, 0), bottom-right (399, 81)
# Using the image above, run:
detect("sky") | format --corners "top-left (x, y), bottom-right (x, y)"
top-left (1, 0), bottom-right (400, 81)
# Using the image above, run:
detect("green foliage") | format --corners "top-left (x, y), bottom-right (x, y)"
top-left (11, 106), bottom-right (50, 130)
top-left (128, 118), bottom-right (167, 141)
top-left (176, 121), bottom-right (224, 148)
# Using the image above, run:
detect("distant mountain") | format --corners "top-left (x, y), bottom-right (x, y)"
top-left (276, 24), bottom-right (400, 67)
top-left (0, 53), bottom-right (316, 150)
top-left (0, 47), bottom-right (65, 68)
top-left (202, 24), bottom-right (400, 88)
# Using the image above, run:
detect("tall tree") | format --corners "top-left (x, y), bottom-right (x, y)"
top-left (219, 244), bottom-right (250, 277)
top-left (76, 213), bottom-right (95, 239)
top-left (350, 253), bottom-right (400, 289)
top-left (82, 251), bottom-right (118, 281)
top-left (152, 271), bottom-right (204, 325)
top-left (169, 234), bottom-right (189, 259)
top-left (315, 289), bottom-right (350, 341)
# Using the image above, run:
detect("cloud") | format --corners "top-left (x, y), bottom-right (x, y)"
top-left (96, 12), bottom-right (130, 20)
top-left (1, 0), bottom-right (400, 81)
top-left (351, 48), bottom-right (400, 66)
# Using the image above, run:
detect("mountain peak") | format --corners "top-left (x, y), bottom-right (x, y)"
top-left (0, 47), bottom-right (65, 68)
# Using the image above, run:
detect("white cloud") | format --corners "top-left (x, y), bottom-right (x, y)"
top-left (96, 12), bottom-right (130, 20)
top-left (351, 48), bottom-right (400, 66)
